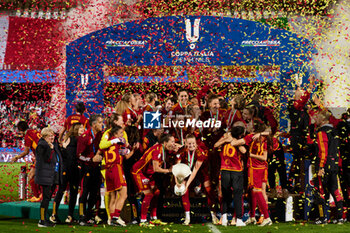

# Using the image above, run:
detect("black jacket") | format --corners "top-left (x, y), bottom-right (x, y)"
top-left (61, 136), bottom-right (78, 171)
top-left (288, 100), bottom-right (310, 138)
top-left (337, 119), bottom-right (350, 161)
top-left (35, 138), bottom-right (63, 186)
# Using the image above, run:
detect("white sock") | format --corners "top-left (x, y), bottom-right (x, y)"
top-left (222, 213), bottom-right (227, 221)
top-left (141, 219), bottom-right (147, 223)
top-left (185, 211), bottom-right (190, 220)
top-left (151, 216), bottom-right (157, 220)
top-left (211, 211), bottom-right (216, 219)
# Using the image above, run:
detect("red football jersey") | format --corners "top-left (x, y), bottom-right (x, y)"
top-left (132, 143), bottom-right (164, 176)
top-left (122, 107), bottom-right (138, 125)
top-left (64, 114), bottom-right (90, 131)
top-left (244, 134), bottom-right (268, 168)
top-left (143, 104), bottom-right (156, 112)
top-left (101, 144), bottom-right (122, 169)
top-left (142, 104), bottom-right (156, 138)
top-left (223, 108), bottom-right (243, 131)
top-left (169, 102), bottom-right (191, 116)
top-left (200, 109), bottom-right (226, 147)
top-left (178, 147), bottom-right (207, 170)
top-left (220, 143), bottom-right (243, 172)
top-left (77, 130), bottom-right (102, 166)
top-left (24, 129), bottom-right (41, 156)
top-left (272, 137), bottom-right (279, 151)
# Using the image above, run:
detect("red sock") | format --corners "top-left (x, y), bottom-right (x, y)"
top-left (250, 191), bottom-right (257, 218)
top-left (141, 194), bottom-right (153, 220)
top-left (110, 211), bottom-right (115, 218)
top-left (29, 178), bottom-right (40, 198)
top-left (150, 190), bottom-right (160, 218)
top-left (343, 207), bottom-right (347, 220)
top-left (256, 192), bottom-right (269, 218)
top-left (115, 209), bottom-right (121, 218)
top-left (182, 190), bottom-right (191, 212)
top-left (205, 185), bottom-right (216, 211)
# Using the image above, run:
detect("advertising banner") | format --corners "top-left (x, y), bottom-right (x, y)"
top-left (66, 16), bottom-right (315, 126)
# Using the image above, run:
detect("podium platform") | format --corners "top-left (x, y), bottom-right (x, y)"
top-left (0, 201), bottom-right (79, 220)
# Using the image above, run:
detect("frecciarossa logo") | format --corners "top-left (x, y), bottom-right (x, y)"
top-left (241, 40), bottom-right (281, 47)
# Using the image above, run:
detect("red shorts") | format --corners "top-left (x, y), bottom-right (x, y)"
top-left (248, 167), bottom-right (267, 190)
top-left (105, 164), bottom-right (126, 192)
top-left (132, 172), bottom-right (155, 192)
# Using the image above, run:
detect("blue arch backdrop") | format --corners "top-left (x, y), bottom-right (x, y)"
top-left (66, 15), bottom-right (316, 131)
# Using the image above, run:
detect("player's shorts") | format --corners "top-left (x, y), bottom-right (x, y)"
top-left (248, 167), bottom-right (268, 190)
top-left (105, 164), bottom-right (126, 192)
top-left (132, 172), bottom-right (155, 192)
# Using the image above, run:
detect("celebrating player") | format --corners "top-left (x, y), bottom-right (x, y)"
top-left (11, 121), bottom-right (42, 202)
top-left (131, 134), bottom-right (176, 227)
top-left (231, 119), bottom-right (273, 226)
top-left (214, 126), bottom-right (246, 226)
top-left (95, 126), bottom-right (135, 226)
top-left (176, 134), bottom-right (215, 225)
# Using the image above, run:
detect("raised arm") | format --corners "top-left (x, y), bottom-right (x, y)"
top-left (230, 138), bottom-right (246, 147)
top-left (214, 133), bottom-right (232, 148)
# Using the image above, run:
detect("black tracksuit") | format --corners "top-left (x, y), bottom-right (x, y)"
top-left (313, 124), bottom-right (343, 220)
top-left (53, 136), bottom-right (80, 217)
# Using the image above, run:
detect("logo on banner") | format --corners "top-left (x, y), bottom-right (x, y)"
top-left (185, 19), bottom-right (200, 49)
top-left (241, 40), bottom-right (281, 47)
top-left (81, 74), bottom-right (89, 89)
top-left (144, 111), bottom-right (161, 129)
top-left (106, 40), bottom-right (146, 47)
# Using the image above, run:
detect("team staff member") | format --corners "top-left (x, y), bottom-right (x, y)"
top-left (176, 134), bottom-right (214, 225)
top-left (11, 121), bottom-right (42, 202)
top-left (132, 134), bottom-right (176, 227)
top-left (50, 123), bottom-right (84, 224)
top-left (288, 77), bottom-right (314, 193)
top-left (214, 126), bottom-right (246, 227)
top-left (58, 102), bottom-right (90, 143)
top-left (337, 109), bottom-right (350, 219)
top-left (76, 114), bottom-right (103, 226)
top-left (313, 110), bottom-right (344, 224)
top-left (231, 120), bottom-right (273, 227)
top-left (35, 127), bottom-right (62, 228)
